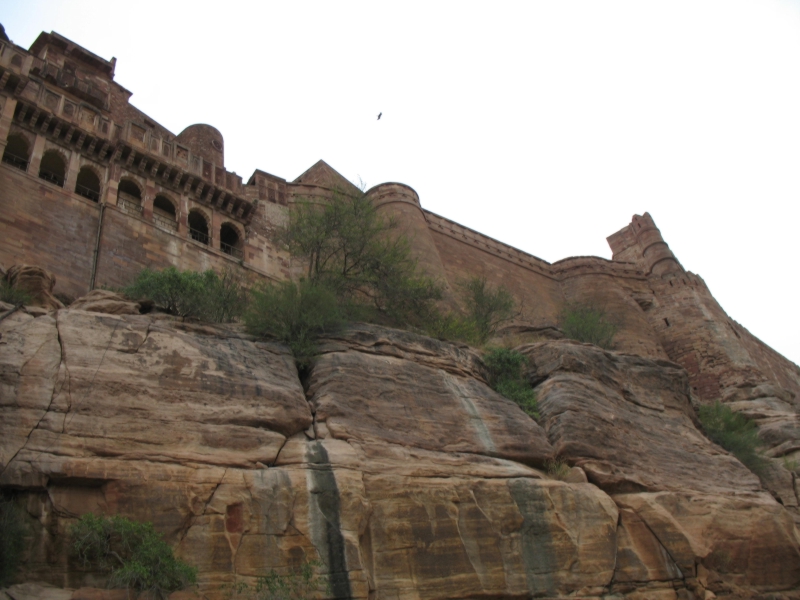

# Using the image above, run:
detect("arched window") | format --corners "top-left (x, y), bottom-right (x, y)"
top-left (188, 210), bottom-right (209, 245)
top-left (75, 167), bottom-right (101, 201)
top-left (2, 134), bottom-right (30, 171)
top-left (39, 151), bottom-right (66, 187)
top-left (117, 179), bottom-right (143, 215)
top-left (153, 195), bottom-right (177, 231)
top-left (220, 223), bottom-right (243, 259)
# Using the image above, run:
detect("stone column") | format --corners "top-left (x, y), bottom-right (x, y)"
top-left (27, 134), bottom-right (46, 176)
top-left (0, 96), bottom-right (17, 153)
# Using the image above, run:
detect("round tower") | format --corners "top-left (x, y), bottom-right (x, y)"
top-left (365, 183), bottom-right (450, 287)
top-left (175, 124), bottom-right (224, 168)
top-left (630, 213), bottom-right (683, 276)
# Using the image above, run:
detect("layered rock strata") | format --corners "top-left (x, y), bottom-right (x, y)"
top-left (2, 306), bottom-right (800, 599)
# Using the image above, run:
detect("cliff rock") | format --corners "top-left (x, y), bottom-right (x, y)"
top-left (2, 311), bottom-right (800, 599)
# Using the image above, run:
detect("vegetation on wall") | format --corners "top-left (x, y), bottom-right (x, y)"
top-left (560, 304), bottom-right (617, 349)
top-left (71, 514), bottom-right (197, 599)
top-left (483, 347), bottom-right (538, 418)
top-left (0, 497), bottom-right (26, 587)
top-left (123, 192), bottom-right (525, 366)
top-left (245, 190), bottom-right (443, 363)
top-left (275, 190), bottom-right (442, 326)
top-left (422, 277), bottom-right (518, 346)
top-left (697, 401), bottom-right (767, 475)
top-left (123, 267), bottom-right (248, 322)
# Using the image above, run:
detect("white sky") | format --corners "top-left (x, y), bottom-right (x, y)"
top-left (4, 0), bottom-right (800, 364)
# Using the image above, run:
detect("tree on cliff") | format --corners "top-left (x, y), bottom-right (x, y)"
top-left (71, 514), bottom-right (196, 599)
top-left (274, 189), bottom-right (441, 324)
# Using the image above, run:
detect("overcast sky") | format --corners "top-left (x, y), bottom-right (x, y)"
top-left (4, 0), bottom-right (800, 364)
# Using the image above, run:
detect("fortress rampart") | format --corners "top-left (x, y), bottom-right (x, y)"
top-left (1, 29), bottom-right (799, 407)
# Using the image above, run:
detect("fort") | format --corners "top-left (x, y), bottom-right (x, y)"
top-left (6, 27), bottom-right (800, 600)
top-left (1, 28), bottom-right (799, 406)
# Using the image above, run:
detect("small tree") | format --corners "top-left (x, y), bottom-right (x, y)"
top-left (560, 304), bottom-right (617, 349)
top-left (123, 267), bottom-right (248, 323)
top-left (71, 514), bottom-right (196, 599)
top-left (244, 280), bottom-right (343, 368)
top-left (275, 190), bottom-right (441, 326)
top-left (698, 402), bottom-right (767, 474)
top-left (458, 277), bottom-right (517, 344)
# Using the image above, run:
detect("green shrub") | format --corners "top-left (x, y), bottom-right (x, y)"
top-left (458, 277), bottom-right (516, 344)
top-left (560, 304), bottom-right (617, 349)
top-left (483, 347), bottom-right (538, 418)
top-left (545, 457), bottom-right (571, 481)
top-left (71, 514), bottom-right (196, 599)
top-left (254, 560), bottom-right (330, 600)
top-left (0, 497), bottom-right (26, 586)
top-left (698, 402), bottom-right (767, 474)
top-left (0, 279), bottom-right (32, 307)
top-left (244, 280), bottom-right (343, 368)
top-left (123, 267), bottom-right (248, 322)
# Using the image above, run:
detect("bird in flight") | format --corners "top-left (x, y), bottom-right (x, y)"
top-left (377, 112), bottom-right (382, 120)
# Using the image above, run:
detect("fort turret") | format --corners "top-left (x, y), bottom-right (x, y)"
top-left (607, 212), bottom-right (683, 276)
top-left (366, 182), bottom-right (450, 291)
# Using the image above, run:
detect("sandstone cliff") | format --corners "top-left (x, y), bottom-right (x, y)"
top-left (2, 294), bottom-right (800, 600)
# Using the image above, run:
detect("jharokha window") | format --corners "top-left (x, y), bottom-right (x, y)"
top-left (38, 151), bottom-right (66, 187)
top-left (2, 134), bottom-right (30, 171)
top-left (75, 167), bottom-right (101, 202)
top-left (188, 210), bottom-right (209, 245)
top-left (117, 179), bottom-right (143, 215)
top-left (220, 223), bottom-right (243, 259)
top-left (153, 195), bottom-right (178, 231)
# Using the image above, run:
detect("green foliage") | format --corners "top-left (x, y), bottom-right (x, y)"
top-left (275, 190), bottom-right (441, 326)
top-left (560, 304), bottom-right (617, 349)
top-left (545, 457), bottom-right (571, 481)
top-left (698, 402), bottom-right (767, 474)
top-left (244, 280), bottom-right (343, 368)
top-left (254, 560), bottom-right (330, 600)
top-left (458, 277), bottom-right (516, 344)
top-left (0, 497), bottom-right (26, 587)
top-left (71, 513), bottom-right (196, 599)
top-left (483, 347), bottom-right (538, 418)
top-left (0, 279), bottom-right (32, 306)
top-left (123, 267), bottom-right (248, 322)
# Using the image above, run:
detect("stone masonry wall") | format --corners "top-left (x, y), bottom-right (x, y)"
top-left (0, 166), bottom-right (99, 298)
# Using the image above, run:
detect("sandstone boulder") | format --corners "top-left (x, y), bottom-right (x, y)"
top-left (5, 265), bottom-right (64, 310)
top-left (524, 339), bottom-right (760, 495)
top-left (68, 290), bottom-right (140, 315)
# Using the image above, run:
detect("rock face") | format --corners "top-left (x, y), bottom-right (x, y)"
top-left (2, 312), bottom-right (800, 600)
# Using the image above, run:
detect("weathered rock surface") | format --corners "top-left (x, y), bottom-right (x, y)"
top-left (525, 339), bottom-right (800, 594)
top-left (5, 265), bottom-right (64, 310)
top-left (67, 290), bottom-right (140, 315)
top-left (2, 315), bottom-right (800, 599)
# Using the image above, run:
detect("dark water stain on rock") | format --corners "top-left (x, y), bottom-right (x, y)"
top-left (307, 442), bottom-right (352, 599)
top-left (508, 478), bottom-right (557, 597)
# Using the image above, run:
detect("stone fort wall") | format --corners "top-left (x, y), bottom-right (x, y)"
top-left (1, 28), bottom-right (799, 407)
